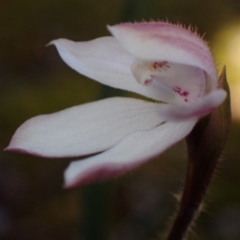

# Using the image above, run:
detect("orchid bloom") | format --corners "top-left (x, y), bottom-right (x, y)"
top-left (6, 22), bottom-right (226, 188)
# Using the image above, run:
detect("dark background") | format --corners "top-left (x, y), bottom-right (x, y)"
top-left (1, 0), bottom-right (240, 239)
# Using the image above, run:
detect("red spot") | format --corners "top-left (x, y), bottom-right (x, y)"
top-left (153, 61), bottom-right (170, 70)
top-left (144, 79), bottom-right (153, 85)
top-left (173, 86), bottom-right (190, 101)
top-left (182, 91), bottom-right (189, 97)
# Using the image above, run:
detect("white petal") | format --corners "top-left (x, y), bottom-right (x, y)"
top-left (108, 22), bottom-right (217, 90)
top-left (64, 119), bottom-right (197, 187)
top-left (157, 89), bottom-right (227, 121)
top-left (50, 37), bottom-right (180, 101)
top-left (6, 98), bottom-right (163, 158)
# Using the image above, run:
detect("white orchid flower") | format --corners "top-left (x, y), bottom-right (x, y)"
top-left (6, 22), bottom-right (226, 188)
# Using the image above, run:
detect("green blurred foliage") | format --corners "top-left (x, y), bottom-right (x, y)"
top-left (1, 0), bottom-right (240, 240)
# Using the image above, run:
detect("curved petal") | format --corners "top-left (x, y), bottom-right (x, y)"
top-left (131, 61), bottom-right (206, 104)
top-left (50, 37), bottom-right (180, 101)
top-left (108, 22), bottom-right (217, 90)
top-left (157, 89), bottom-right (227, 121)
top-left (64, 119), bottom-right (197, 187)
top-left (6, 98), bottom-right (163, 158)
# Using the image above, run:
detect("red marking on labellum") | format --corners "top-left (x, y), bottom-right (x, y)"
top-left (153, 61), bottom-right (170, 70)
top-left (144, 78), bottom-right (153, 85)
top-left (173, 86), bottom-right (190, 102)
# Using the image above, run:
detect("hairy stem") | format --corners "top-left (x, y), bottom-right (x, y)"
top-left (166, 118), bottom-right (217, 240)
top-left (165, 67), bottom-right (231, 240)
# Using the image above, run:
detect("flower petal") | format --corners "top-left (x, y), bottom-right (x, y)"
top-left (131, 61), bottom-right (206, 104)
top-left (6, 98), bottom-right (163, 158)
top-left (50, 37), bottom-right (180, 101)
top-left (64, 119), bottom-right (197, 187)
top-left (108, 22), bottom-right (217, 90)
top-left (157, 89), bottom-right (227, 121)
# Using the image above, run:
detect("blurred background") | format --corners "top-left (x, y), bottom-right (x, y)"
top-left (1, 0), bottom-right (240, 239)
